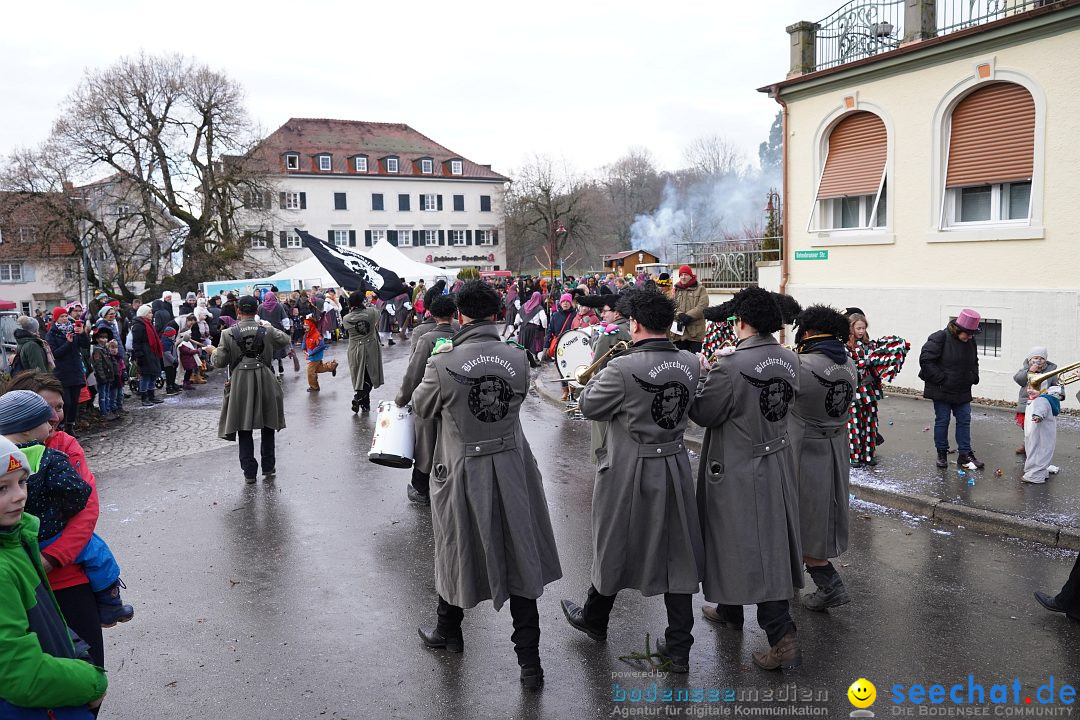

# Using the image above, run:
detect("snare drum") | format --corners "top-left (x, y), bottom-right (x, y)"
top-left (369, 400), bottom-right (415, 468)
top-left (556, 329), bottom-right (596, 381)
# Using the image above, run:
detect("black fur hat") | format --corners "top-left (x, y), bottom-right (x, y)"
top-left (423, 280), bottom-right (446, 311)
top-left (577, 295), bottom-right (608, 310)
top-left (348, 292), bottom-right (366, 309)
top-left (427, 293), bottom-right (457, 318)
top-left (729, 287), bottom-right (784, 334)
top-left (599, 285), bottom-right (613, 296)
top-left (794, 304), bottom-right (849, 343)
top-left (455, 280), bottom-right (501, 319)
top-left (702, 299), bottom-right (736, 323)
top-left (616, 289), bottom-right (676, 333)
top-left (775, 294), bottom-right (803, 326)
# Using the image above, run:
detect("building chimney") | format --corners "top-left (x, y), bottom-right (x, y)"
top-left (62, 181), bottom-right (75, 193)
top-left (786, 21), bottom-right (820, 77)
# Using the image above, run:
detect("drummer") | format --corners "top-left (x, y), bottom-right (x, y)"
top-left (577, 294), bottom-right (632, 460)
top-left (395, 290), bottom-right (457, 505)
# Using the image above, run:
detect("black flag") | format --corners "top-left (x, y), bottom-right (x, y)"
top-left (296, 228), bottom-right (409, 300)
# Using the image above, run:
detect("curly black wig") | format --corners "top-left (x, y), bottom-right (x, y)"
top-left (423, 280), bottom-right (446, 310)
top-left (793, 304), bottom-right (849, 343)
top-left (730, 287), bottom-right (784, 334)
top-left (427, 294), bottom-right (457, 318)
top-left (455, 280), bottom-right (501, 320)
top-left (616, 289), bottom-right (675, 333)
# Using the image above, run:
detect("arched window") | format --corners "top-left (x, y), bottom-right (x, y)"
top-left (814, 111), bottom-right (888, 230)
top-left (943, 82), bottom-right (1034, 225)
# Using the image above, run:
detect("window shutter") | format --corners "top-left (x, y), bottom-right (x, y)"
top-left (816, 112), bottom-right (887, 199)
top-left (335, 192), bottom-right (347, 210)
top-left (388, 230), bottom-right (398, 246)
top-left (453, 195), bottom-right (464, 211)
top-left (413, 230), bottom-right (420, 245)
top-left (492, 229), bottom-right (499, 245)
top-left (946, 82), bottom-right (1035, 188)
top-left (279, 231), bottom-right (287, 248)
top-left (437, 195), bottom-right (443, 211)
top-left (280, 192), bottom-right (287, 209)
top-left (243, 191), bottom-right (251, 208)
top-left (328, 230), bottom-right (335, 244)
top-left (418, 194), bottom-right (424, 211)
top-left (399, 194), bottom-right (409, 211)
top-left (300, 192), bottom-right (307, 209)
top-left (480, 195), bottom-right (491, 212)
top-left (264, 191), bottom-right (273, 208)
top-left (365, 230), bottom-right (372, 247)
top-left (266, 230), bottom-right (273, 245)
top-left (349, 230), bottom-right (357, 247)
top-left (466, 230), bottom-right (473, 245)
top-left (438, 230), bottom-right (445, 246)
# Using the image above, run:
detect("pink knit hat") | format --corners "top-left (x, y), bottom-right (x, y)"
top-left (559, 293), bottom-right (573, 304)
top-left (955, 308), bottom-right (981, 333)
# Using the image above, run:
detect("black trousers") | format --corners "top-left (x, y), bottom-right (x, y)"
top-left (54, 583), bottom-right (105, 667)
top-left (674, 340), bottom-right (703, 354)
top-left (583, 585), bottom-right (694, 657)
top-left (164, 365), bottom-right (178, 389)
top-left (437, 594), bottom-right (541, 668)
top-left (62, 384), bottom-right (82, 432)
top-left (354, 370), bottom-right (373, 406)
top-left (716, 600), bottom-right (795, 646)
top-left (1056, 552), bottom-right (1080, 618)
top-left (411, 467), bottom-right (430, 495)
top-left (237, 428), bottom-right (275, 479)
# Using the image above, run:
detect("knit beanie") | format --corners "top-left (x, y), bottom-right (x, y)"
top-left (559, 293), bottom-right (573, 305)
top-left (0, 390), bottom-right (55, 435)
top-left (0, 436), bottom-right (30, 479)
top-left (51, 307), bottom-right (68, 324)
top-left (136, 304), bottom-right (153, 318)
top-left (1027, 346), bottom-right (1048, 361)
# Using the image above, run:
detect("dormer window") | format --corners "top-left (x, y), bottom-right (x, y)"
top-left (386, 157), bottom-right (399, 173)
top-left (421, 159), bottom-right (433, 174)
top-left (285, 153), bottom-right (299, 170)
top-left (354, 156), bottom-right (368, 173)
top-left (450, 160), bottom-right (463, 175)
top-left (318, 155), bottom-right (332, 172)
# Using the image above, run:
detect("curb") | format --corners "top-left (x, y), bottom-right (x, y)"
top-left (533, 370), bottom-right (1080, 551)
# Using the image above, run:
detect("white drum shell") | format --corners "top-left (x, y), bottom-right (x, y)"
top-left (369, 400), bottom-right (415, 468)
top-left (556, 329), bottom-right (596, 380)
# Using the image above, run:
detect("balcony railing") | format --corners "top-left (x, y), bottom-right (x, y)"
top-left (673, 238), bottom-right (781, 291)
top-left (811, 0), bottom-right (1056, 72)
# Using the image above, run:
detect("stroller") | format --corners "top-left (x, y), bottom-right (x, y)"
top-left (126, 350), bottom-right (166, 392)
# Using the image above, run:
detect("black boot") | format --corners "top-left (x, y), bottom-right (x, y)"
top-left (936, 448), bottom-right (948, 468)
top-left (559, 599), bottom-right (606, 641)
top-left (351, 393), bottom-right (361, 414)
top-left (802, 563), bottom-right (850, 611)
top-left (141, 392), bottom-right (154, 408)
top-left (957, 452), bottom-right (985, 469)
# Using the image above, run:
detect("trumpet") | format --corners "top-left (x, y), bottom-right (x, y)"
top-left (1028, 361), bottom-right (1080, 389)
top-left (574, 340), bottom-right (631, 385)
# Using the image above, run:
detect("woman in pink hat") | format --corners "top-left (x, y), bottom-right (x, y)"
top-left (918, 309), bottom-right (984, 470)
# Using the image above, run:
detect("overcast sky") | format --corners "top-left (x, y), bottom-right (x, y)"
top-left (2, 0), bottom-right (842, 179)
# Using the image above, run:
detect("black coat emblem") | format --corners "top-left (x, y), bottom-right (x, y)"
top-left (632, 375), bottom-right (689, 430)
top-left (812, 372), bottom-right (854, 418)
top-left (740, 373), bottom-right (794, 422)
top-left (447, 368), bottom-right (514, 423)
top-left (354, 319), bottom-right (372, 335)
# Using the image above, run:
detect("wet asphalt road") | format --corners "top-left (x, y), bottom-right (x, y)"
top-left (92, 342), bottom-right (1080, 719)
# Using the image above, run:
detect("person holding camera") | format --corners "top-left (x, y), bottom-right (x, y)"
top-left (671, 265), bottom-right (708, 353)
top-left (45, 307), bottom-right (90, 436)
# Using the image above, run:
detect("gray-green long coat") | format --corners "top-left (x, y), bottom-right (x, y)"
top-left (789, 350), bottom-right (857, 560)
top-left (395, 321), bottom-right (455, 475)
top-left (211, 321), bottom-right (291, 440)
top-left (588, 318), bottom-right (632, 459)
top-left (578, 340), bottom-right (704, 597)
top-left (412, 321), bottom-right (562, 610)
top-left (689, 333), bottom-right (803, 605)
top-left (343, 307), bottom-right (384, 391)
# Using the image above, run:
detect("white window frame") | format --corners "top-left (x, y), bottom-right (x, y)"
top-left (398, 229), bottom-right (413, 247)
top-left (421, 159), bottom-right (433, 174)
top-left (115, 204), bottom-right (132, 217)
top-left (249, 233), bottom-right (268, 250)
top-left (476, 229), bottom-right (492, 246)
top-left (424, 230), bottom-right (438, 247)
top-left (386, 158), bottom-right (399, 173)
top-left (0, 263), bottom-right (23, 282)
top-left (318, 155), bottom-right (332, 172)
top-left (333, 230), bottom-right (349, 247)
top-left (943, 181), bottom-right (1030, 227)
top-left (450, 230), bottom-right (466, 246)
top-left (820, 186), bottom-right (886, 231)
top-left (285, 154), bottom-right (299, 170)
top-left (354, 157), bottom-right (367, 173)
top-left (371, 229), bottom-right (387, 244)
top-left (18, 227), bottom-right (37, 243)
top-left (284, 192), bottom-right (301, 210)
top-left (422, 194), bottom-right (437, 211)
top-left (286, 232), bottom-right (303, 249)
top-left (451, 160), bottom-right (463, 175)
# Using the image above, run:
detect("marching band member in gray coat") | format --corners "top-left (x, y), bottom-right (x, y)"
top-left (691, 287), bottom-right (804, 671)
top-left (578, 294), bottom-right (633, 459)
top-left (560, 289), bottom-right (704, 673)
top-left (789, 305), bottom-right (859, 611)
top-left (408, 281), bottom-right (448, 348)
top-left (395, 291), bottom-right (457, 505)
top-left (342, 294), bottom-right (383, 413)
top-left (411, 281), bottom-right (561, 692)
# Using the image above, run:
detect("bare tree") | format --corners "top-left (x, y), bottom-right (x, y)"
top-left (683, 134), bottom-right (748, 180)
top-left (599, 147), bottom-right (666, 250)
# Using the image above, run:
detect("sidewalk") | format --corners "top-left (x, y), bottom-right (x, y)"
top-left (533, 363), bottom-right (1080, 549)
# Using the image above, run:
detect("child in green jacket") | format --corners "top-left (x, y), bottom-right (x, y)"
top-left (0, 435), bottom-right (107, 717)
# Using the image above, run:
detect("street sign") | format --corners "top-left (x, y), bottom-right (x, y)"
top-left (540, 270), bottom-right (560, 277)
top-left (794, 250), bottom-right (829, 260)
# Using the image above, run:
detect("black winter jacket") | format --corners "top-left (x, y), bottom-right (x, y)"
top-left (919, 325), bottom-right (980, 404)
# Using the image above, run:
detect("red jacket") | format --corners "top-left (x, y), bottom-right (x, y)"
top-left (41, 431), bottom-right (96, 591)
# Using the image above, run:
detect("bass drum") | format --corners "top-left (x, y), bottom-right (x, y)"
top-left (556, 329), bottom-right (596, 381)
top-left (369, 401), bottom-right (415, 468)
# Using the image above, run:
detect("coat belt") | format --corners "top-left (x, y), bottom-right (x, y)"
top-left (464, 434), bottom-right (517, 457)
top-left (802, 425), bottom-right (844, 439)
top-left (636, 440), bottom-right (685, 458)
top-left (752, 433), bottom-right (789, 457)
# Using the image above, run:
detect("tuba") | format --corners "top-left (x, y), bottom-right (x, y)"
top-left (574, 341), bottom-right (631, 385)
top-left (1028, 361), bottom-right (1080, 389)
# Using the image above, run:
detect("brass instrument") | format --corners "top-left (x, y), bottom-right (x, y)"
top-left (574, 340), bottom-right (631, 385)
top-left (1028, 361), bottom-right (1080, 389)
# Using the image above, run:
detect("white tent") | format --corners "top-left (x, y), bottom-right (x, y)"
top-left (266, 242), bottom-right (451, 289)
